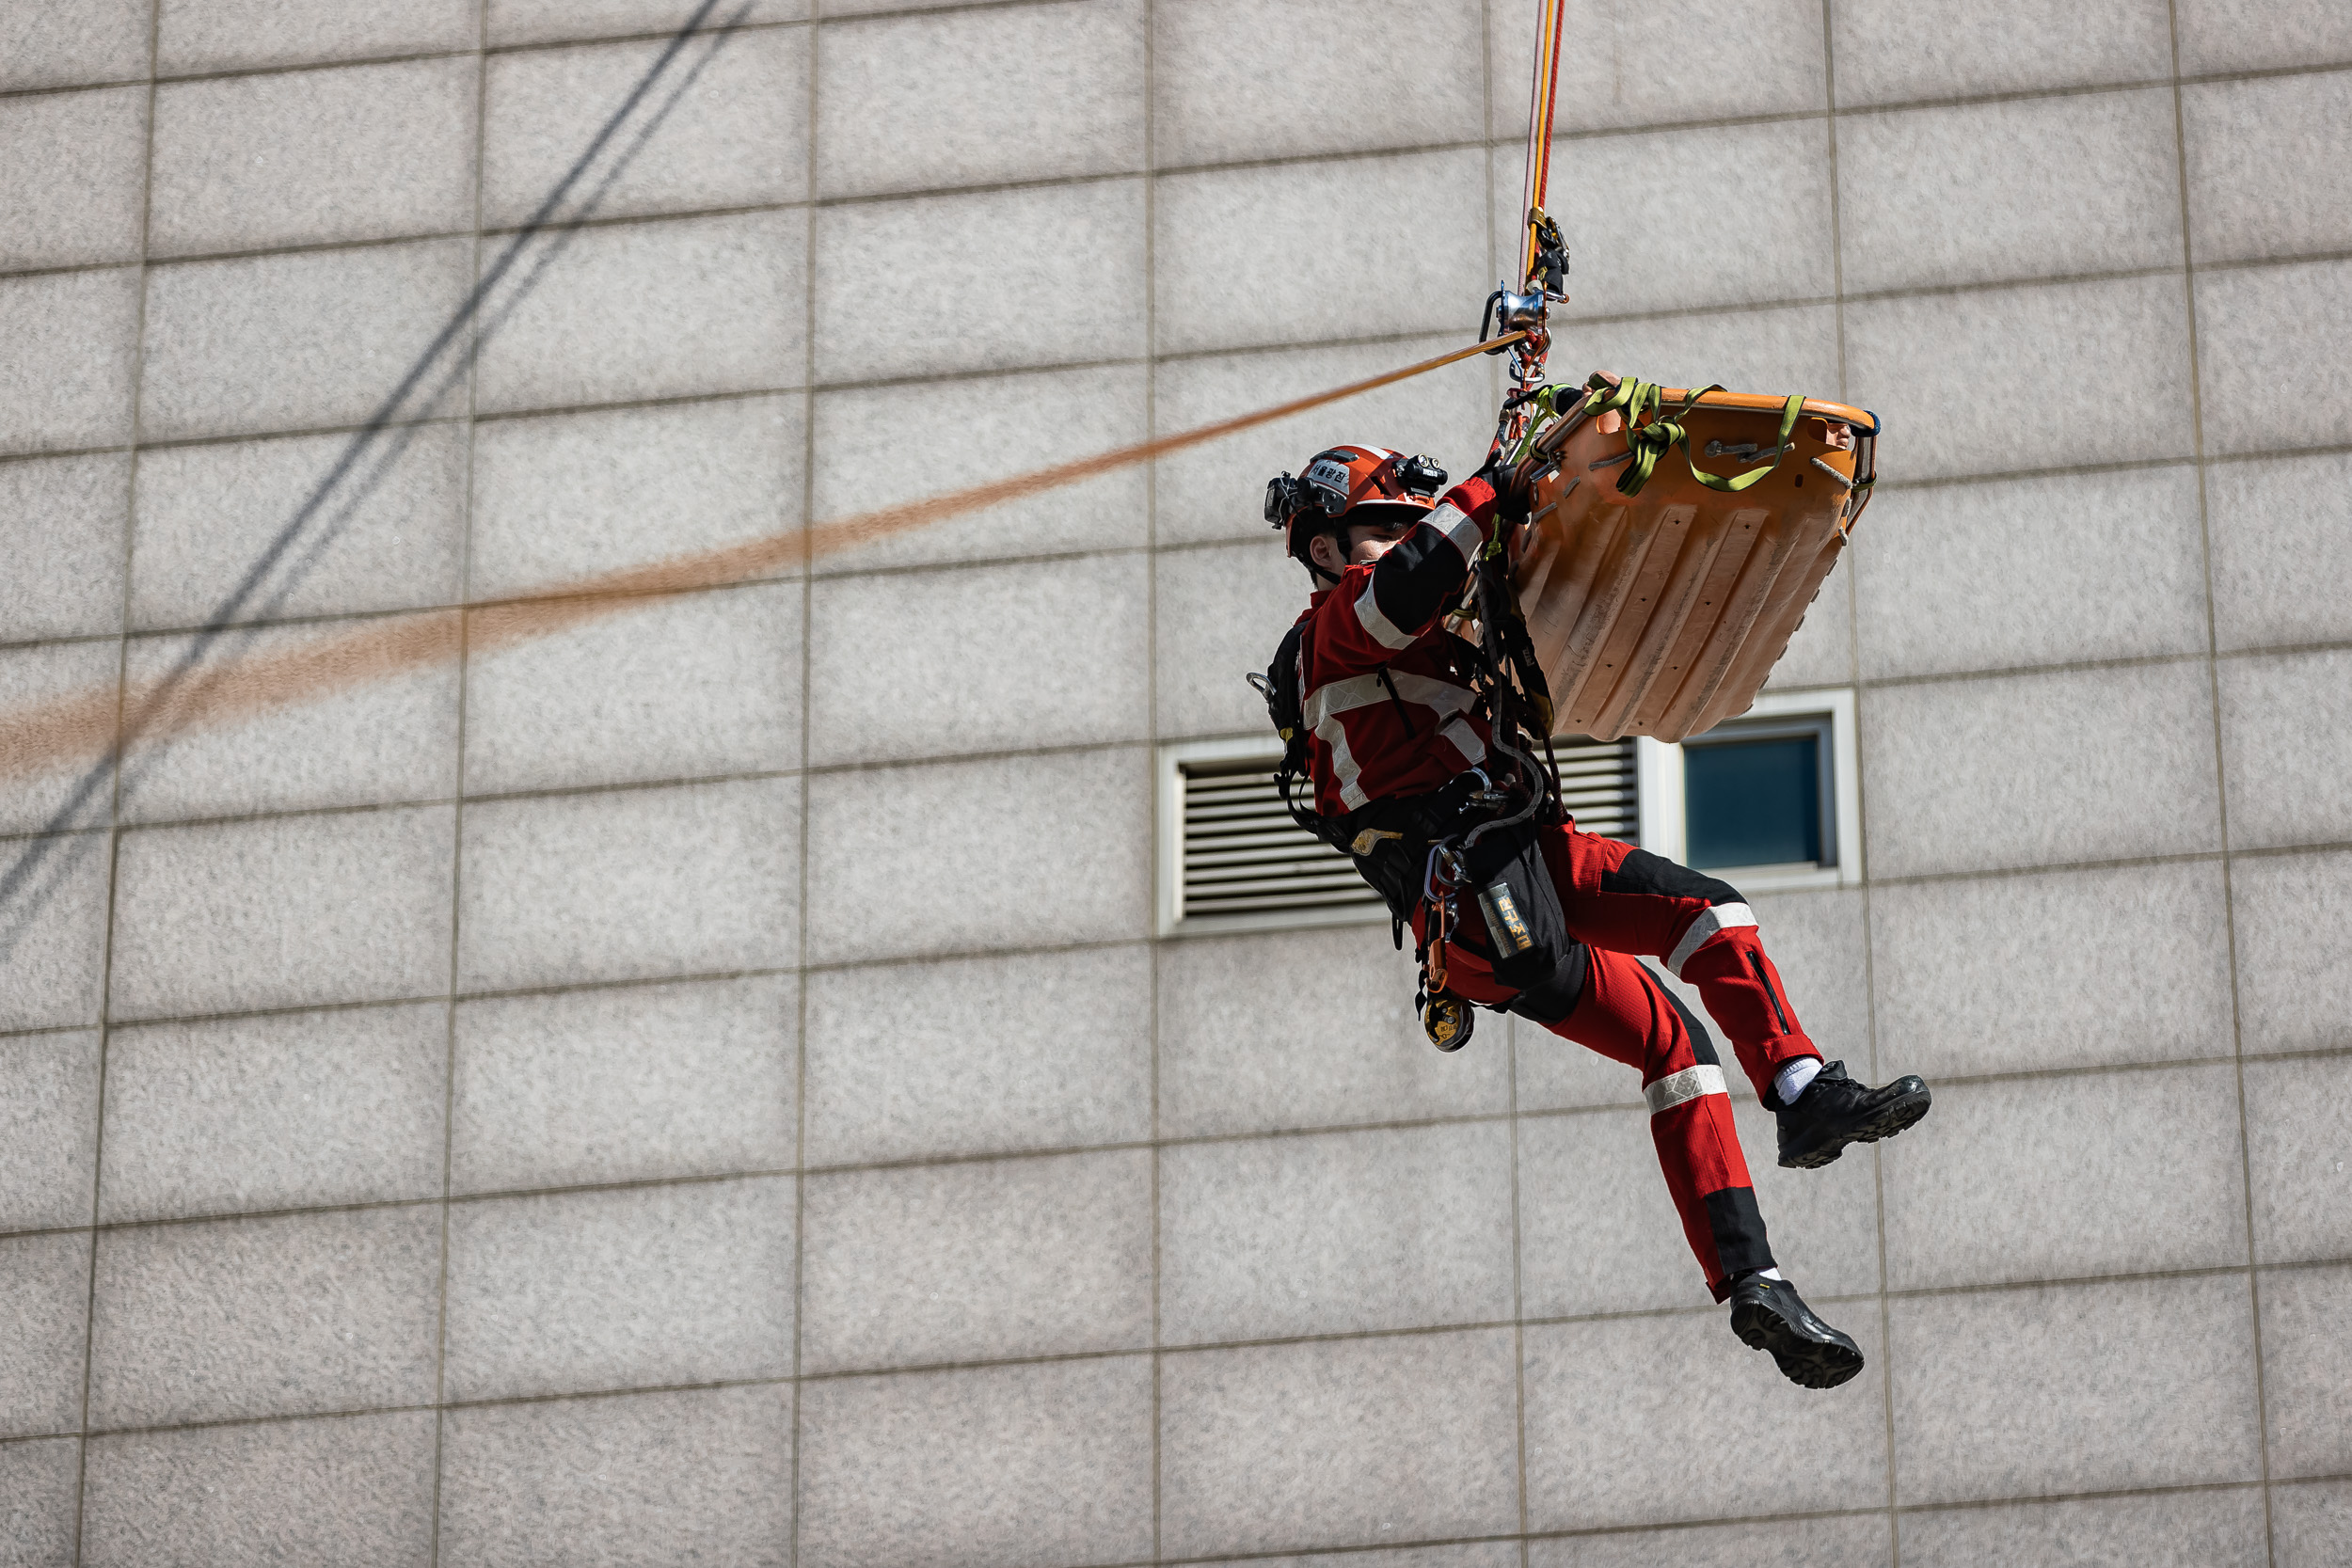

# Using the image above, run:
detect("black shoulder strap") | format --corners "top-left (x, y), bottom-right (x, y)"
top-left (1250, 620), bottom-right (1346, 847)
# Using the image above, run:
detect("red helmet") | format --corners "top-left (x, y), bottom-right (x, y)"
top-left (1266, 445), bottom-right (1447, 575)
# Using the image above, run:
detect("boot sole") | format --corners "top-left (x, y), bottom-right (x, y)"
top-left (1778, 1082), bottom-right (1932, 1170)
top-left (1731, 1299), bottom-right (1866, 1389)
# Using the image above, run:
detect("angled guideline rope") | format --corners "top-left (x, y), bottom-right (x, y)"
top-left (0, 333), bottom-right (1533, 784)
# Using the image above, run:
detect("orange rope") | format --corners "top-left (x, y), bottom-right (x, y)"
top-left (1518, 0), bottom-right (1567, 283)
top-left (0, 333), bottom-right (1528, 783)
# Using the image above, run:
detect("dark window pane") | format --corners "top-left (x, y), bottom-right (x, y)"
top-left (1685, 736), bottom-right (1820, 869)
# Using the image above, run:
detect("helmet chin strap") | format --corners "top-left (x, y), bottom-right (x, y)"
top-left (1305, 531), bottom-right (1348, 586)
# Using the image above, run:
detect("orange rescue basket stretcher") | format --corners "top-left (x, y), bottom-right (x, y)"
top-left (1510, 375), bottom-right (1879, 743)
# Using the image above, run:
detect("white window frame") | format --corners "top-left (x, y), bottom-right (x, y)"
top-left (1154, 735), bottom-right (1390, 940)
top-left (1633, 686), bottom-right (1862, 894)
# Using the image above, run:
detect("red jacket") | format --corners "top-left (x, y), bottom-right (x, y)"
top-left (1288, 476), bottom-right (1509, 817)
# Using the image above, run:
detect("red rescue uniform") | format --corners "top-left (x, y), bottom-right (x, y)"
top-left (1288, 473), bottom-right (1823, 1298)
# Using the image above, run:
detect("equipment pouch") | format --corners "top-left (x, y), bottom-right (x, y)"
top-left (1456, 821), bottom-right (1589, 1022)
top-left (1458, 822), bottom-right (1568, 989)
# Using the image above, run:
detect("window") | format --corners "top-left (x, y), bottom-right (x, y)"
top-left (1634, 688), bottom-right (1862, 893)
top-left (1686, 720), bottom-right (1826, 870)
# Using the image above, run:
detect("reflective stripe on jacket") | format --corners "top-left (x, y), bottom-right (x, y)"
top-left (1290, 476), bottom-right (1505, 817)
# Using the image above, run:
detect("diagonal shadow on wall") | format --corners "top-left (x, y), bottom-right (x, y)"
top-left (0, 0), bottom-right (755, 966)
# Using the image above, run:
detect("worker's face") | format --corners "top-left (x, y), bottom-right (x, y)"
top-left (1346, 516), bottom-right (1416, 562)
top-left (1306, 514), bottom-right (1417, 578)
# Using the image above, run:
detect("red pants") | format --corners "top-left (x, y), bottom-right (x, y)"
top-left (1416, 824), bottom-right (1820, 1297)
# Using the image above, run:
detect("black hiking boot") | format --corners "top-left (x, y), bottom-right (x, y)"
top-left (1727, 1274), bottom-right (1864, 1389)
top-left (1776, 1059), bottom-right (1931, 1170)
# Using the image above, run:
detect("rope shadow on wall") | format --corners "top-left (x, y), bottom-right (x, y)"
top-left (0, 0), bottom-right (753, 958)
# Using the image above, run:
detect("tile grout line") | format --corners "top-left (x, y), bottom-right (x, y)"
top-left (424, 7), bottom-right (494, 1560)
top-left (5, 155), bottom-right (2348, 291)
top-left (842, 1465), bottom-right (2347, 1568)
top-left (0, 1377), bottom-right (2324, 1521)
top-left (12, 1274), bottom-right (2336, 1441)
top-left (8, 304), bottom-right (2352, 483)
top-left (18, 212), bottom-right (2344, 299)
top-left (4, 1254), bottom-right (2342, 1453)
top-left (2165, 6), bottom-right (2277, 1561)
top-left (66, 1), bottom-right (164, 1554)
top-left (1817, 3), bottom-right (1901, 1551)
top-left (11, 161), bottom-right (2352, 300)
top-left (0, 1034), bottom-right (2341, 1259)
top-left (787, 7), bottom-right (821, 1563)
top-left (0, 0), bottom-right (1089, 104)
top-left (1485, 8), bottom-right (1535, 1555)
top-left (24, 591), bottom-right (2352, 728)
top-left (1506, 1011), bottom-right (1532, 1551)
top-left (0, 1044), bottom-right (2323, 1207)
top-left (9, 36), bottom-right (2352, 107)
top-left (1142, 0), bottom-right (1165, 1558)
top-left (17, 415), bottom-right (2352, 506)
top-left (15, 515), bottom-right (2352, 671)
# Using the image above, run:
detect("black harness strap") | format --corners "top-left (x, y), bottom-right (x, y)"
top-left (1375, 666), bottom-right (1417, 736)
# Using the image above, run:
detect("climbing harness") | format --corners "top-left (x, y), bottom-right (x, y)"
top-left (1250, 467), bottom-right (1578, 1055)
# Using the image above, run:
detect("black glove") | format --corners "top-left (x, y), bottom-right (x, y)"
top-left (1477, 452), bottom-right (1535, 527)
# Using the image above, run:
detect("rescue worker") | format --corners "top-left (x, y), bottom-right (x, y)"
top-left (1262, 443), bottom-right (1931, 1389)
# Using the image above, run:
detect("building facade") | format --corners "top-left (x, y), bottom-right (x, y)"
top-left (2, 0), bottom-right (2349, 1561)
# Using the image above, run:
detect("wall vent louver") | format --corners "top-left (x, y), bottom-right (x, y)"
top-left (1179, 761), bottom-right (1380, 923)
top-left (1550, 735), bottom-right (1640, 842)
top-left (1165, 736), bottom-right (1638, 934)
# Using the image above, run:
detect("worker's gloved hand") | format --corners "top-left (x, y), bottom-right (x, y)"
top-left (1476, 451), bottom-right (1538, 527)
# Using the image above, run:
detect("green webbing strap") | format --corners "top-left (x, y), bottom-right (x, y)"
top-left (1504, 383), bottom-right (1577, 466)
top-left (1569, 372), bottom-right (1807, 499)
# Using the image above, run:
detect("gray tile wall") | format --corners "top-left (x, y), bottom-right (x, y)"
top-left (1, 0), bottom-right (2344, 1561)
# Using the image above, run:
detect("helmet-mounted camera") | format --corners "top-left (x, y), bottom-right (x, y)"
top-left (1263, 472), bottom-right (1311, 527)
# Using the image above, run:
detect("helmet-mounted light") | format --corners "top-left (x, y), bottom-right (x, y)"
top-left (1396, 454), bottom-right (1447, 498)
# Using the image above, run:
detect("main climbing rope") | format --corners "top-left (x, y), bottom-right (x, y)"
top-left (1518, 0), bottom-right (1566, 288)
top-left (1486, 0), bottom-right (1572, 463)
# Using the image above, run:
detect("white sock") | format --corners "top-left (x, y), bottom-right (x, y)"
top-left (1774, 1057), bottom-right (1823, 1107)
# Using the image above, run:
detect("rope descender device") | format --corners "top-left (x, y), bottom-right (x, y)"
top-left (1411, 841), bottom-right (1467, 1050)
top-left (1481, 0), bottom-right (1571, 464)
